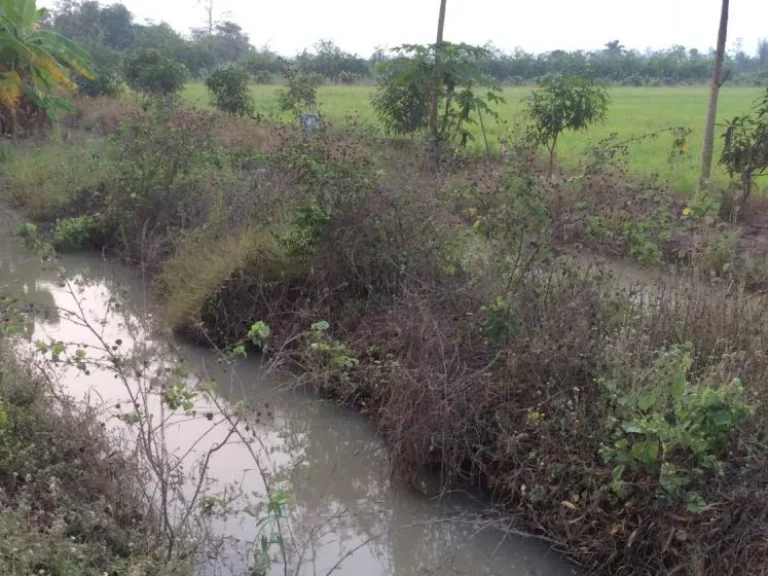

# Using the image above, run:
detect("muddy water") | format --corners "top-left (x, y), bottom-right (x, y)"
top-left (0, 209), bottom-right (573, 576)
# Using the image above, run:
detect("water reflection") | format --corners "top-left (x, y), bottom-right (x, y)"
top-left (0, 209), bottom-right (571, 576)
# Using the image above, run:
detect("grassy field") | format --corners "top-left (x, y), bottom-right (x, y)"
top-left (183, 83), bottom-right (763, 194)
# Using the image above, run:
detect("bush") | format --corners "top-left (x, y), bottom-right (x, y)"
top-left (599, 343), bottom-right (755, 510)
top-left (123, 48), bottom-right (188, 95)
top-left (51, 214), bottom-right (103, 251)
top-left (278, 66), bottom-right (320, 116)
top-left (76, 42), bottom-right (123, 98)
top-left (102, 100), bottom-right (223, 260)
top-left (77, 68), bottom-right (122, 98)
top-left (205, 65), bottom-right (254, 116)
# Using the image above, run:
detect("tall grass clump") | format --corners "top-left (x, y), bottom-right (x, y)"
top-left (0, 141), bottom-right (113, 219)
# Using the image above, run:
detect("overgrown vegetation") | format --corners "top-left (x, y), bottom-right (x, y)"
top-left (3, 77), bottom-right (768, 576)
top-left (0, 318), bottom-right (188, 575)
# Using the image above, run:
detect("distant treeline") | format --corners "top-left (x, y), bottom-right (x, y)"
top-left (49, 1), bottom-right (768, 86)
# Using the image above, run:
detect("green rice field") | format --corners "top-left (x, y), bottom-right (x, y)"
top-left (183, 84), bottom-right (764, 194)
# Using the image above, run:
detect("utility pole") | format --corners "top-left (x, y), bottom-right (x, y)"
top-left (428, 0), bottom-right (447, 152)
top-left (698, 0), bottom-right (730, 191)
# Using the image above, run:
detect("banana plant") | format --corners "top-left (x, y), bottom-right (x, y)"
top-left (0, 0), bottom-right (95, 133)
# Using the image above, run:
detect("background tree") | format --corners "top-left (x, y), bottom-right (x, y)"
top-left (123, 48), bottom-right (187, 96)
top-left (699, 0), bottom-right (730, 191)
top-left (39, 0), bottom-right (768, 87)
top-left (0, 0), bottom-right (95, 134)
top-left (242, 47), bottom-right (282, 83)
top-left (525, 75), bottom-right (610, 177)
top-left (758, 39), bottom-right (768, 69)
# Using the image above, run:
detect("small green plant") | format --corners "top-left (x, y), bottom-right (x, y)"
top-left (123, 48), bottom-right (188, 96)
top-left (205, 65), bottom-right (255, 116)
top-left (162, 382), bottom-right (197, 412)
top-left (247, 321), bottom-right (271, 349)
top-left (247, 489), bottom-right (290, 576)
top-left (51, 214), bottom-right (101, 251)
top-left (17, 221), bottom-right (53, 259)
top-left (279, 203), bottom-right (332, 261)
top-left (585, 215), bottom-right (615, 239)
top-left (470, 169), bottom-right (550, 284)
top-left (309, 321), bottom-right (359, 370)
top-left (479, 297), bottom-right (520, 345)
top-left (525, 75), bottom-right (610, 177)
top-left (702, 231), bottom-right (738, 275)
top-left (600, 344), bottom-right (755, 510)
top-left (232, 321), bottom-right (272, 358)
top-left (621, 221), bottom-right (663, 264)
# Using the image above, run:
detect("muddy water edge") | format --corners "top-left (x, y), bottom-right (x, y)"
top-left (0, 209), bottom-right (575, 575)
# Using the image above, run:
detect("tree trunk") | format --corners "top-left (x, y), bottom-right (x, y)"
top-left (741, 168), bottom-right (753, 214)
top-left (547, 136), bottom-right (558, 178)
top-left (428, 0), bottom-right (447, 152)
top-left (698, 0), bottom-right (730, 191)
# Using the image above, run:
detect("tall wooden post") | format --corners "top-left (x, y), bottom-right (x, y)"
top-left (698, 0), bottom-right (730, 191)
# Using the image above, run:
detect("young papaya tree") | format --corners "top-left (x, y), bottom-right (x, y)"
top-left (0, 0), bottom-right (95, 135)
top-left (371, 42), bottom-right (503, 150)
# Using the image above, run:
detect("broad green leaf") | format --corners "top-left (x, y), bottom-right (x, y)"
top-left (232, 345), bottom-right (247, 358)
top-left (671, 371), bottom-right (687, 400)
top-left (622, 422), bottom-right (643, 434)
top-left (638, 392), bottom-right (656, 411)
top-left (646, 440), bottom-right (659, 463)
top-left (711, 410), bottom-right (732, 427)
top-left (631, 440), bottom-right (659, 464)
top-left (685, 491), bottom-right (706, 513)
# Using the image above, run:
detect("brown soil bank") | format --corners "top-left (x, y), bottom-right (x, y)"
top-left (4, 96), bottom-right (768, 575)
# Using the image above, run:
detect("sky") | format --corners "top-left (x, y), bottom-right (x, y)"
top-left (42, 0), bottom-right (768, 57)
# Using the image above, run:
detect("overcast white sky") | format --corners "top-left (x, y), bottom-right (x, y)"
top-left (44, 0), bottom-right (768, 57)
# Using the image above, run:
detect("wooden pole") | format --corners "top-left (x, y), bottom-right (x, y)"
top-left (429, 0), bottom-right (447, 154)
top-left (698, 0), bottom-right (730, 191)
